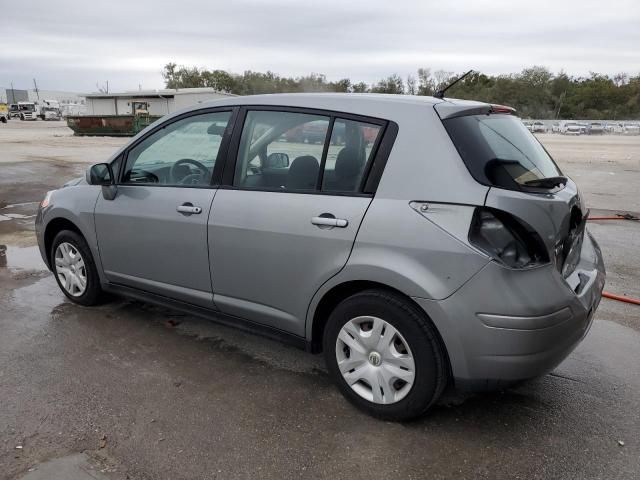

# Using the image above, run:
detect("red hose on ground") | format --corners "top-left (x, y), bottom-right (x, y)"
top-left (602, 291), bottom-right (640, 306)
top-left (586, 213), bottom-right (639, 305)
top-left (588, 213), bottom-right (639, 221)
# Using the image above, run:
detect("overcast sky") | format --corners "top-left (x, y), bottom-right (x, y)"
top-left (1, 0), bottom-right (639, 93)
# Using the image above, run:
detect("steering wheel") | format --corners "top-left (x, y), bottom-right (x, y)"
top-left (169, 158), bottom-right (209, 185)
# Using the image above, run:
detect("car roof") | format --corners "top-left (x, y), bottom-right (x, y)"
top-left (174, 92), bottom-right (489, 120)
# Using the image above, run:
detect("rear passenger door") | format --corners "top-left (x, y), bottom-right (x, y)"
top-left (208, 108), bottom-right (386, 337)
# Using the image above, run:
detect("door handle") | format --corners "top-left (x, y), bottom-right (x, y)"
top-left (177, 203), bottom-right (202, 214)
top-left (311, 216), bottom-right (348, 228)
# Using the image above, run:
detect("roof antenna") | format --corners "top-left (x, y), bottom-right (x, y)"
top-left (434, 69), bottom-right (474, 99)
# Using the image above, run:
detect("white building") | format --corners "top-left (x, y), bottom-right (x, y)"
top-left (83, 88), bottom-right (235, 116)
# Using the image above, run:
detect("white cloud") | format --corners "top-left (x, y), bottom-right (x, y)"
top-left (1, 0), bottom-right (638, 92)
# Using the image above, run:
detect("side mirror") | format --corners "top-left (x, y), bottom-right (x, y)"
top-left (265, 152), bottom-right (289, 169)
top-left (86, 163), bottom-right (114, 186)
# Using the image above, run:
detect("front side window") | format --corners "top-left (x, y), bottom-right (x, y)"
top-left (122, 111), bottom-right (232, 186)
top-left (443, 114), bottom-right (561, 190)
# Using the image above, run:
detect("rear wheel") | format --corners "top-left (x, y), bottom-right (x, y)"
top-left (51, 230), bottom-right (105, 306)
top-left (323, 289), bottom-right (448, 421)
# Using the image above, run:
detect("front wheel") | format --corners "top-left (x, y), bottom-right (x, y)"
top-left (323, 289), bottom-right (448, 421)
top-left (51, 230), bottom-right (106, 306)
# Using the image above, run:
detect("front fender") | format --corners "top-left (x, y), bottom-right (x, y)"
top-left (38, 186), bottom-right (104, 282)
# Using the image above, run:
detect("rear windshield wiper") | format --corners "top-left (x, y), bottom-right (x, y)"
top-left (523, 176), bottom-right (568, 189)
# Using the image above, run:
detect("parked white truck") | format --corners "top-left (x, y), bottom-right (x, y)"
top-left (38, 99), bottom-right (62, 120)
top-left (17, 101), bottom-right (38, 120)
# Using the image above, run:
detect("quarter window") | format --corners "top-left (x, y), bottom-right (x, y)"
top-left (122, 111), bottom-right (232, 186)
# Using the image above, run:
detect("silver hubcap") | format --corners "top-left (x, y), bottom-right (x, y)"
top-left (336, 316), bottom-right (415, 405)
top-left (54, 242), bottom-right (87, 297)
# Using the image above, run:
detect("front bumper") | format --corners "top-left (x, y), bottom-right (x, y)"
top-left (415, 229), bottom-right (605, 391)
top-left (35, 206), bottom-right (50, 269)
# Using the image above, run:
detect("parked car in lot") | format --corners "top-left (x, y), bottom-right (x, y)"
top-left (551, 122), bottom-right (561, 133)
top-left (621, 123), bottom-right (640, 135)
top-left (522, 120), bottom-right (534, 132)
top-left (284, 120), bottom-right (379, 145)
top-left (605, 122), bottom-right (623, 134)
top-left (586, 122), bottom-right (605, 135)
top-left (532, 121), bottom-right (547, 133)
top-left (561, 121), bottom-right (582, 135)
top-left (36, 94), bottom-right (605, 420)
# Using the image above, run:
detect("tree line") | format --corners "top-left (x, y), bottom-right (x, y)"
top-left (163, 63), bottom-right (640, 120)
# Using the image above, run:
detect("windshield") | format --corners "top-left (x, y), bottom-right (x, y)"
top-left (443, 114), bottom-right (561, 190)
top-left (18, 104), bottom-right (35, 112)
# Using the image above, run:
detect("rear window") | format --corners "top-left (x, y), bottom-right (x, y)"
top-left (443, 114), bottom-right (561, 190)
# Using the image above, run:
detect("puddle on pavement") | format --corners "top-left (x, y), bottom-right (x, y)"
top-left (0, 245), bottom-right (46, 271)
top-left (17, 452), bottom-right (114, 480)
top-left (9, 277), bottom-right (67, 332)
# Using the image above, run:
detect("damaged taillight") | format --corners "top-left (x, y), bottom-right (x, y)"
top-left (469, 207), bottom-right (549, 269)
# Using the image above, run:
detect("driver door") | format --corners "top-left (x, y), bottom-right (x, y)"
top-left (94, 109), bottom-right (234, 307)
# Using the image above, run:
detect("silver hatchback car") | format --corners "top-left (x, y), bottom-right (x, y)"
top-left (36, 94), bottom-right (605, 420)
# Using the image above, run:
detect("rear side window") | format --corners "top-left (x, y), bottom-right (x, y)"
top-left (232, 110), bottom-right (384, 194)
top-left (322, 119), bottom-right (382, 193)
top-left (234, 111), bottom-right (330, 191)
top-left (443, 114), bottom-right (561, 190)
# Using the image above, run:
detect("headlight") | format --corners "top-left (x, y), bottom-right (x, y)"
top-left (469, 207), bottom-right (549, 269)
top-left (40, 190), bottom-right (54, 208)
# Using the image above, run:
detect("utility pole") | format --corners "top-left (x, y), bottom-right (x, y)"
top-left (33, 78), bottom-right (40, 101)
top-left (555, 91), bottom-right (566, 120)
top-left (10, 81), bottom-right (15, 104)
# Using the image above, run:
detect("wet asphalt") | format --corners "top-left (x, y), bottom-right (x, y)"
top-left (1, 153), bottom-right (639, 479)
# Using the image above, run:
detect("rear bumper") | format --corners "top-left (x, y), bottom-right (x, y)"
top-left (415, 229), bottom-right (605, 391)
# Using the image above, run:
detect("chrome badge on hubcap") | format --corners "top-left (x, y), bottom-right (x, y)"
top-left (335, 316), bottom-right (415, 405)
top-left (368, 351), bottom-right (382, 366)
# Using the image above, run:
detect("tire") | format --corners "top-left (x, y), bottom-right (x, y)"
top-left (323, 289), bottom-right (448, 421)
top-left (51, 229), bottom-right (105, 306)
